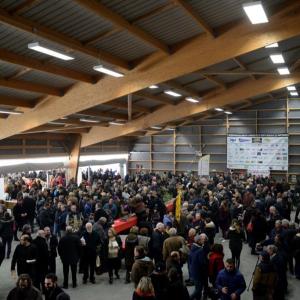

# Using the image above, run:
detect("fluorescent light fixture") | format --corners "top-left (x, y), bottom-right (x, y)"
top-left (151, 126), bottom-right (162, 130)
top-left (290, 92), bottom-right (299, 96)
top-left (60, 117), bottom-right (68, 120)
top-left (185, 97), bottom-right (199, 103)
top-left (93, 65), bottom-right (124, 77)
top-left (166, 127), bottom-right (175, 131)
top-left (28, 42), bottom-right (74, 60)
top-left (287, 86), bottom-right (296, 91)
top-left (48, 121), bottom-right (65, 125)
top-left (243, 1), bottom-right (268, 24)
top-left (224, 111), bottom-right (232, 115)
top-left (215, 108), bottom-right (224, 112)
top-left (164, 90), bottom-right (182, 97)
top-left (277, 67), bottom-right (290, 75)
top-left (79, 118), bottom-right (100, 123)
top-left (109, 121), bottom-right (124, 126)
top-left (270, 54), bottom-right (285, 64)
top-left (265, 43), bottom-right (278, 48)
top-left (149, 85), bottom-right (159, 89)
top-left (0, 109), bottom-right (23, 115)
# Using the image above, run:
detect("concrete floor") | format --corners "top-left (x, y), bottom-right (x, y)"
top-left (0, 234), bottom-right (299, 300)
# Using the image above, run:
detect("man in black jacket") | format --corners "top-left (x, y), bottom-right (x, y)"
top-left (58, 226), bottom-right (82, 288)
top-left (149, 222), bottom-right (167, 263)
top-left (33, 230), bottom-right (49, 290)
top-left (81, 222), bottom-right (101, 284)
top-left (44, 273), bottom-right (68, 300)
top-left (11, 235), bottom-right (38, 284)
top-left (12, 195), bottom-right (29, 241)
top-left (44, 226), bottom-right (58, 274)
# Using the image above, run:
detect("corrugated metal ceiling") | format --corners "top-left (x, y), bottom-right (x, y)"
top-left (0, 86), bottom-right (42, 99)
top-left (136, 5), bottom-right (203, 45)
top-left (18, 70), bottom-right (76, 88)
top-left (0, 60), bottom-right (21, 78)
top-left (21, 0), bottom-right (114, 42)
top-left (93, 30), bottom-right (155, 61)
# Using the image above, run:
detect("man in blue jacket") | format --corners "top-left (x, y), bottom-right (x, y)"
top-left (189, 234), bottom-right (209, 300)
top-left (216, 258), bottom-right (246, 300)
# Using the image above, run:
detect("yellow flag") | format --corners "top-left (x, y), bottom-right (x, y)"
top-left (175, 190), bottom-right (182, 222)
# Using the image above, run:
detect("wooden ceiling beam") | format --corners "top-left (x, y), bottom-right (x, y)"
top-left (0, 7), bottom-right (129, 70)
top-left (135, 91), bottom-right (176, 105)
top-left (82, 28), bottom-right (122, 46)
top-left (107, 101), bottom-right (152, 113)
top-left (74, 0), bottom-right (170, 54)
top-left (0, 0), bottom-right (300, 140)
top-left (8, 0), bottom-right (39, 15)
top-left (81, 74), bottom-right (300, 147)
top-left (200, 74), bottom-right (227, 89)
top-left (233, 57), bottom-right (257, 80)
top-left (164, 80), bottom-right (202, 98)
top-left (291, 58), bottom-right (300, 71)
top-left (53, 118), bottom-right (104, 127)
top-left (79, 108), bottom-right (129, 120)
top-left (0, 78), bottom-right (62, 96)
top-left (130, 3), bottom-right (174, 23)
top-left (12, 133), bottom-right (70, 140)
top-left (173, 0), bottom-right (215, 38)
top-left (0, 49), bottom-right (96, 83)
top-left (0, 96), bottom-right (37, 108)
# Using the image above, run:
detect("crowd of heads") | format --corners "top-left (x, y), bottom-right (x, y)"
top-left (1, 169), bottom-right (300, 300)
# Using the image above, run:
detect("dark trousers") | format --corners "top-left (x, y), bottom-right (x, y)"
top-left (83, 254), bottom-right (96, 281)
top-left (231, 248), bottom-right (242, 269)
top-left (190, 279), bottom-right (203, 300)
top-left (295, 256), bottom-right (300, 278)
top-left (48, 255), bottom-right (56, 274)
top-left (2, 236), bottom-right (13, 257)
top-left (107, 257), bottom-right (120, 279)
top-left (62, 262), bottom-right (77, 287)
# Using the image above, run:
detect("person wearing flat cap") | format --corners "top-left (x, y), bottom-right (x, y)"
top-left (252, 250), bottom-right (277, 300)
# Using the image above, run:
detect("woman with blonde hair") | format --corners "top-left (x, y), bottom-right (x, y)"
top-left (132, 276), bottom-right (156, 300)
top-left (106, 227), bottom-right (122, 284)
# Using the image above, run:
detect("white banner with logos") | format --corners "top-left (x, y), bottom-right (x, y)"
top-left (227, 135), bottom-right (288, 171)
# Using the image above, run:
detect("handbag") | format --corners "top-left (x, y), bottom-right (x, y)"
top-left (247, 221), bottom-right (253, 233)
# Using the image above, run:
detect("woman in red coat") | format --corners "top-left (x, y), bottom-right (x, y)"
top-left (208, 243), bottom-right (225, 286)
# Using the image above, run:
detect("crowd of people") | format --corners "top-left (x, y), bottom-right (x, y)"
top-left (0, 169), bottom-right (300, 300)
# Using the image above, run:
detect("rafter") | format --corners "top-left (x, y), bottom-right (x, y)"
top-left (79, 108), bottom-right (129, 120)
top-left (200, 74), bottom-right (227, 89)
top-left (74, 0), bottom-right (170, 54)
top-left (164, 80), bottom-right (201, 98)
top-left (135, 91), bottom-right (176, 105)
top-left (0, 0), bottom-right (300, 140)
top-left (82, 28), bottom-right (122, 46)
top-left (0, 78), bottom-right (62, 96)
top-left (130, 3), bottom-right (174, 23)
top-left (0, 49), bottom-right (96, 83)
top-left (107, 100), bottom-right (152, 113)
top-left (0, 96), bottom-right (37, 108)
top-left (233, 57), bottom-right (256, 80)
top-left (173, 0), bottom-right (215, 38)
top-left (0, 7), bottom-right (129, 70)
top-left (81, 74), bottom-right (300, 147)
top-left (55, 118), bottom-right (106, 127)
top-left (291, 58), bottom-right (300, 71)
top-left (8, 0), bottom-right (39, 15)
